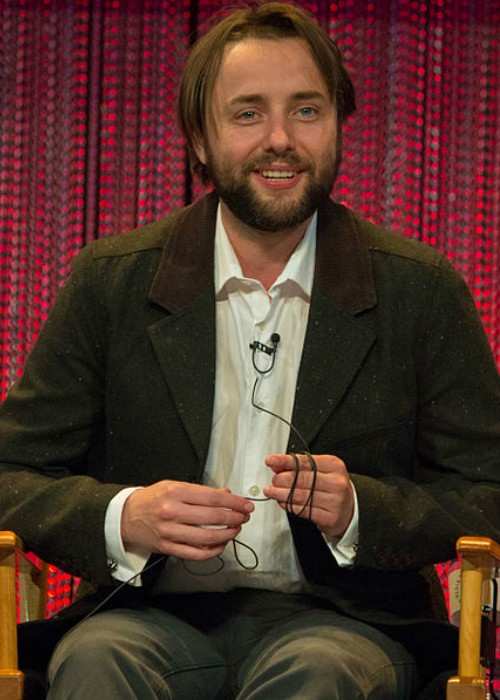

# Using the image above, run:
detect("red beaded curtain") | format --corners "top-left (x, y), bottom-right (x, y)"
top-left (0, 0), bottom-right (190, 399)
top-left (0, 0), bottom-right (499, 616)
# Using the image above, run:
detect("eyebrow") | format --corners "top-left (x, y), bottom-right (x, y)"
top-left (227, 90), bottom-right (327, 107)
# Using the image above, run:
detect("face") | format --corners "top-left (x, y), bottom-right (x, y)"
top-left (195, 38), bottom-right (340, 233)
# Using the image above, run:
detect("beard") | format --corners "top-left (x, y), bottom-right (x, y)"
top-left (205, 143), bottom-right (341, 233)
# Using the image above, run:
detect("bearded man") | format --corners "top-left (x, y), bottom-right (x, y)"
top-left (1, 3), bottom-right (499, 699)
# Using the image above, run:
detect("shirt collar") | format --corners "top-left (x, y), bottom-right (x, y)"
top-left (214, 203), bottom-right (317, 298)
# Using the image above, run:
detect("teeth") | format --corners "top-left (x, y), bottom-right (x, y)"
top-left (261, 170), bottom-right (295, 179)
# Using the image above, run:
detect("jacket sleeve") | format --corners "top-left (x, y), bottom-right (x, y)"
top-left (352, 258), bottom-right (500, 570)
top-left (0, 246), bottom-right (125, 586)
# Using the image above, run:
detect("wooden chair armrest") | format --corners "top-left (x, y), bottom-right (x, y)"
top-left (447, 537), bottom-right (499, 700)
top-left (456, 536), bottom-right (500, 562)
top-left (0, 531), bottom-right (24, 699)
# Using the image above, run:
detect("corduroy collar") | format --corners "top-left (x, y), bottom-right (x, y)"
top-left (149, 191), bottom-right (376, 315)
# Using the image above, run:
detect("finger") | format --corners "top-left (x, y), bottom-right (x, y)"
top-left (155, 540), bottom-right (227, 561)
top-left (157, 522), bottom-right (241, 549)
top-left (265, 487), bottom-right (341, 524)
top-left (265, 453), bottom-right (345, 474)
top-left (263, 485), bottom-right (352, 518)
top-left (160, 502), bottom-right (251, 528)
top-left (270, 470), bottom-right (347, 492)
top-left (275, 501), bottom-right (347, 532)
top-left (270, 470), bottom-right (317, 490)
top-left (265, 453), bottom-right (317, 473)
top-left (263, 484), bottom-right (331, 508)
top-left (265, 453), bottom-right (304, 472)
top-left (174, 483), bottom-right (255, 514)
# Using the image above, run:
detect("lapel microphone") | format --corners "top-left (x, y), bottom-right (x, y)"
top-left (250, 333), bottom-right (280, 375)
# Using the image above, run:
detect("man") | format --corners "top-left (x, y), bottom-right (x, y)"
top-left (1, 3), bottom-right (499, 699)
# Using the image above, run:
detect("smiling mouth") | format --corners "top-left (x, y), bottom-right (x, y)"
top-left (260, 169), bottom-right (297, 180)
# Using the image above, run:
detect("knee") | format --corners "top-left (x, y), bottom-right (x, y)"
top-left (268, 635), bottom-right (395, 699)
top-left (48, 609), bottom-right (228, 699)
top-left (284, 636), bottom-right (357, 680)
top-left (49, 621), bottom-right (126, 680)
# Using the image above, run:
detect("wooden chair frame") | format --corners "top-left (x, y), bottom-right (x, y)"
top-left (447, 536), bottom-right (500, 700)
top-left (1, 532), bottom-right (498, 700)
top-left (0, 531), bottom-right (48, 700)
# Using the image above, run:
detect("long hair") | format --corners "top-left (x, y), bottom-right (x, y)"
top-left (178, 2), bottom-right (356, 183)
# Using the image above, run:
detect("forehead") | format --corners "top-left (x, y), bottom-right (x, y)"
top-left (212, 37), bottom-right (330, 105)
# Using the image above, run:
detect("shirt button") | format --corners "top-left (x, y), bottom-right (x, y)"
top-left (249, 485), bottom-right (260, 497)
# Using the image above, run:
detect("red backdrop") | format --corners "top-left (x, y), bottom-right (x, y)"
top-left (1, 0), bottom-right (499, 624)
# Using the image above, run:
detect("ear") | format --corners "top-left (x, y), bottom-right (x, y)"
top-left (193, 134), bottom-right (207, 166)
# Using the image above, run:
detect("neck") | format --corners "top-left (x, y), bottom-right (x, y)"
top-left (220, 201), bottom-right (311, 290)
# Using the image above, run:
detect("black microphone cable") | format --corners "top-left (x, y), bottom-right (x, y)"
top-left (248, 332), bottom-right (318, 519)
top-left (184, 331), bottom-right (318, 574)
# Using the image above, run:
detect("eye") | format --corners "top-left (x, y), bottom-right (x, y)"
top-left (296, 106), bottom-right (318, 119)
top-left (236, 110), bottom-right (258, 121)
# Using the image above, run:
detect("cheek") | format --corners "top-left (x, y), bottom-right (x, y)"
top-left (297, 122), bottom-right (337, 153)
top-left (220, 126), bottom-right (268, 160)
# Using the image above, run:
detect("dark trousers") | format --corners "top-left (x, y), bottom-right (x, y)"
top-left (47, 589), bottom-right (418, 699)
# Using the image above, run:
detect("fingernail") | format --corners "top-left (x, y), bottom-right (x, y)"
top-left (245, 502), bottom-right (254, 512)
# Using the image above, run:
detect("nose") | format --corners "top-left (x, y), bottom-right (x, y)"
top-left (264, 115), bottom-right (295, 153)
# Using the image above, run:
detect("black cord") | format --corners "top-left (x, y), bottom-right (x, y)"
top-left (487, 576), bottom-right (499, 699)
top-left (250, 376), bottom-right (318, 520)
top-left (181, 537), bottom-right (259, 576)
top-left (181, 375), bottom-right (319, 577)
top-left (61, 554), bottom-right (168, 625)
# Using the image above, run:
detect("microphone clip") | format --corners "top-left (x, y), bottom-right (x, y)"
top-left (249, 340), bottom-right (275, 355)
top-left (250, 333), bottom-right (280, 375)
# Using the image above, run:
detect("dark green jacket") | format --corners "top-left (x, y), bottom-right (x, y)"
top-left (1, 194), bottom-right (499, 673)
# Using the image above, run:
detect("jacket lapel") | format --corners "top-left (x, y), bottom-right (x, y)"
top-left (289, 199), bottom-right (377, 450)
top-left (146, 193), bottom-right (219, 473)
top-left (147, 294), bottom-right (216, 474)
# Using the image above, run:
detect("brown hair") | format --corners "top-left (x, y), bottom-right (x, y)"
top-left (178, 2), bottom-right (356, 183)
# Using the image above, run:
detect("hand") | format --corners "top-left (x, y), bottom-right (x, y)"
top-left (263, 453), bottom-right (354, 539)
top-left (121, 480), bottom-right (254, 561)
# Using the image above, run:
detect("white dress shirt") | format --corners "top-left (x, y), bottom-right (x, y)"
top-left (105, 205), bottom-right (358, 590)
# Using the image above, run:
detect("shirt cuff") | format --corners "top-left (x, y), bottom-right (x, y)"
top-left (321, 481), bottom-right (359, 567)
top-left (104, 486), bottom-right (150, 587)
